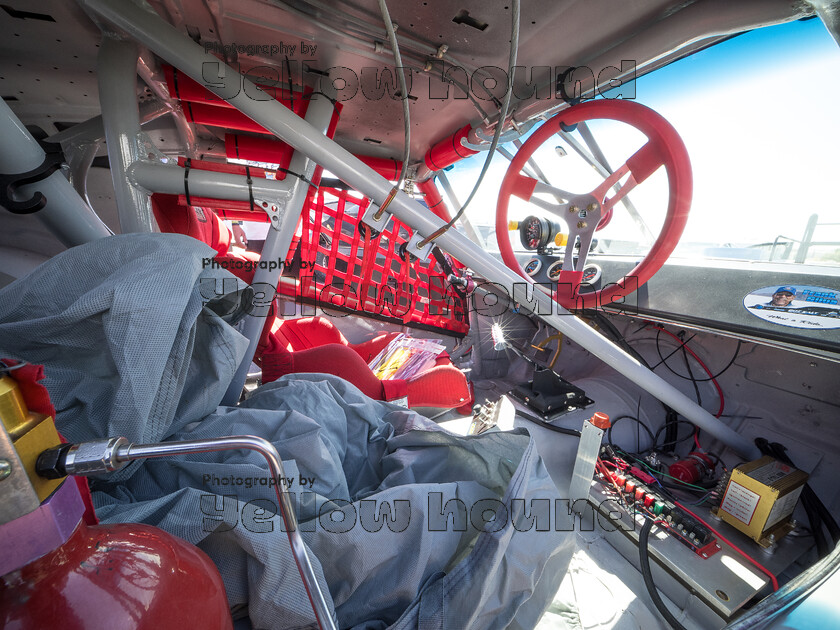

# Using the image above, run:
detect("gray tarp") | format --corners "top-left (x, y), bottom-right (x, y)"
top-left (0, 234), bottom-right (574, 629)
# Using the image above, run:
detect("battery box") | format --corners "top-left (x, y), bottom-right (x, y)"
top-left (712, 456), bottom-right (808, 547)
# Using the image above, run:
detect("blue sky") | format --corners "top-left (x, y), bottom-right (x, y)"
top-left (449, 17), bottom-right (840, 260)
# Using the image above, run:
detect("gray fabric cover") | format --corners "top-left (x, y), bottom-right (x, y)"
top-left (0, 234), bottom-right (574, 629)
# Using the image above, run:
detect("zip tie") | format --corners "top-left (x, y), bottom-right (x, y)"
top-left (275, 166), bottom-right (317, 189)
top-left (184, 157), bottom-right (193, 207)
top-left (245, 165), bottom-right (255, 212)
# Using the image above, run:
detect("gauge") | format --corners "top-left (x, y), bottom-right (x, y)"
top-left (519, 215), bottom-right (551, 251)
top-left (524, 258), bottom-right (542, 277)
top-left (581, 264), bottom-right (602, 285)
top-left (546, 260), bottom-right (564, 281)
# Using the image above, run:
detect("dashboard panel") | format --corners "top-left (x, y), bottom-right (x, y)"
top-left (513, 253), bottom-right (840, 360)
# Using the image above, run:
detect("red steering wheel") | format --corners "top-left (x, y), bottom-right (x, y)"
top-left (496, 99), bottom-right (692, 310)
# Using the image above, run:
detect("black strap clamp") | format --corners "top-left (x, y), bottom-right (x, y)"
top-left (245, 165), bottom-right (255, 212)
top-left (1, 141), bottom-right (64, 214)
top-left (184, 157), bottom-right (193, 207)
top-left (557, 67), bottom-right (583, 132)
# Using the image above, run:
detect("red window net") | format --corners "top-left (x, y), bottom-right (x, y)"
top-left (288, 188), bottom-right (469, 336)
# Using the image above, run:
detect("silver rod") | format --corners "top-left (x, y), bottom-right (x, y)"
top-left (808, 0), bottom-right (840, 48)
top-left (98, 36), bottom-right (155, 233)
top-left (795, 213), bottom-right (819, 264)
top-left (496, 145), bottom-right (541, 182)
top-left (513, 138), bottom-right (552, 186)
top-left (65, 140), bottom-right (101, 205)
top-left (576, 122), bottom-right (613, 173)
top-left (435, 171), bottom-right (482, 245)
top-left (129, 161), bottom-right (295, 204)
top-left (115, 436), bottom-right (335, 630)
top-left (137, 50), bottom-right (198, 157)
top-left (558, 129), bottom-right (653, 242)
top-left (47, 100), bottom-right (170, 146)
top-left (220, 92), bottom-right (336, 406)
top-left (82, 0), bottom-right (760, 460)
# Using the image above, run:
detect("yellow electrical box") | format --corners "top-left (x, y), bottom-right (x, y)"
top-left (712, 456), bottom-right (808, 547)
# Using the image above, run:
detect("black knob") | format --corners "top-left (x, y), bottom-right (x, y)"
top-left (35, 443), bottom-right (73, 479)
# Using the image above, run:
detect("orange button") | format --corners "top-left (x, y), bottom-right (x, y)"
top-left (590, 412), bottom-right (610, 429)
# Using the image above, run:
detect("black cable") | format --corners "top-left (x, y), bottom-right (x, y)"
top-left (607, 415), bottom-right (656, 454)
top-left (663, 408), bottom-right (678, 454)
top-left (704, 451), bottom-right (723, 467)
top-left (654, 332), bottom-right (742, 382)
top-left (584, 311), bottom-right (652, 370)
top-left (639, 519), bottom-right (689, 630)
top-left (650, 329), bottom-right (697, 370)
top-left (244, 165), bottom-right (254, 212)
top-left (810, 488), bottom-right (840, 544)
top-left (580, 314), bottom-right (707, 458)
top-left (517, 411), bottom-right (581, 437)
top-left (805, 502), bottom-right (829, 558)
top-left (582, 313), bottom-right (687, 454)
top-left (680, 340), bottom-right (702, 407)
top-left (659, 479), bottom-right (719, 493)
top-left (653, 420), bottom-right (699, 452)
top-left (767, 442), bottom-right (840, 544)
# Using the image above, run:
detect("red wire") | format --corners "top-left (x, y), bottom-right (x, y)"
top-left (653, 326), bottom-right (724, 418)
top-left (596, 459), bottom-right (626, 500)
top-left (674, 500), bottom-right (779, 591)
top-left (693, 428), bottom-right (702, 450)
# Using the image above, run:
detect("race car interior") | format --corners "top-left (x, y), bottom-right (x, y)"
top-left (1, 1), bottom-right (840, 629)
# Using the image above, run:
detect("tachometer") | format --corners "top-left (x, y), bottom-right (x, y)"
top-left (519, 216), bottom-right (551, 251)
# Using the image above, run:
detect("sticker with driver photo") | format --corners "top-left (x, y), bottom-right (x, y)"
top-left (744, 285), bottom-right (840, 329)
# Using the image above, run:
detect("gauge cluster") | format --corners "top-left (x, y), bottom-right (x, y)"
top-left (522, 254), bottom-right (602, 293)
top-left (515, 214), bottom-right (602, 292)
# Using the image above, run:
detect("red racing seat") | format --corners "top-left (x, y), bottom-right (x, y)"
top-left (151, 194), bottom-right (472, 411)
top-left (259, 316), bottom-right (471, 409)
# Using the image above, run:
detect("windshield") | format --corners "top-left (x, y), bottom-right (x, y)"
top-left (446, 17), bottom-right (840, 266)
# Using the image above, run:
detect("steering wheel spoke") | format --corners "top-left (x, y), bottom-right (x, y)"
top-left (532, 180), bottom-right (574, 202)
top-left (510, 174), bottom-right (572, 217)
top-left (560, 194), bottom-right (602, 272)
top-left (527, 195), bottom-right (569, 217)
top-left (496, 100), bottom-right (692, 309)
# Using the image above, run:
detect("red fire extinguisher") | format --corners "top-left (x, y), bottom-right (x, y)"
top-left (0, 364), bottom-right (233, 629)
